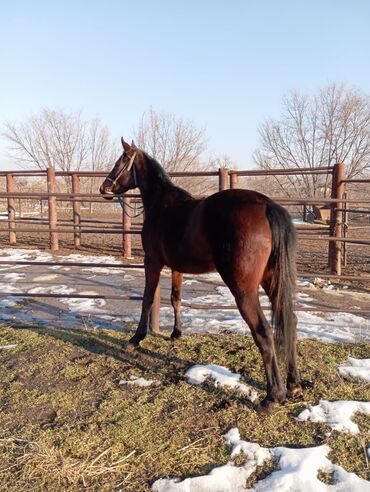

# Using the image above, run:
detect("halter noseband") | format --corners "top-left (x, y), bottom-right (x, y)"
top-left (106, 151), bottom-right (137, 188)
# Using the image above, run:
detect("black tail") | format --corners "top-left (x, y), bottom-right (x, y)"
top-left (265, 203), bottom-right (297, 365)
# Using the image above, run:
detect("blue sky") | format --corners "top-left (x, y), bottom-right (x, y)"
top-left (1, 0), bottom-right (370, 170)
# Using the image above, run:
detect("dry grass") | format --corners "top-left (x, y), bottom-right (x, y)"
top-left (0, 325), bottom-right (369, 491)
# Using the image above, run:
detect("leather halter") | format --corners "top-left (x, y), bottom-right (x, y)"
top-left (106, 152), bottom-right (137, 188)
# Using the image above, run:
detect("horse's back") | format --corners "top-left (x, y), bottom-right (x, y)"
top-left (203, 189), bottom-right (273, 236)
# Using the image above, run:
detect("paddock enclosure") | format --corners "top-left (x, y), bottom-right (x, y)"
top-left (0, 163), bottom-right (369, 490)
top-left (0, 163), bottom-right (369, 332)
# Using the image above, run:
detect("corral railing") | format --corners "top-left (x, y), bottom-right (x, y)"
top-left (0, 164), bottom-right (369, 277)
top-left (0, 163), bottom-right (369, 334)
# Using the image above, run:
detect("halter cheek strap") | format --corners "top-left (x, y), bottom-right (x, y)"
top-left (106, 152), bottom-right (137, 187)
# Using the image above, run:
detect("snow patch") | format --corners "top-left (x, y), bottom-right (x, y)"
top-left (257, 444), bottom-right (370, 492)
top-left (338, 357), bottom-right (370, 382)
top-left (123, 274), bottom-right (136, 281)
top-left (0, 344), bottom-right (17, 350)
top-left (153, 428), bottom-right (269, 492)
top-left (63, 295), bottom-right (106, 313)
top-left (0, 248), bottom-right (53, 262)
top-left (297, 399), bottom-right (370, 433)
top-left (32, 274), bottom-right (59, 282)
top-left (183, 279), bottom-right (201, 285)
top-left (60, 253), bottom-right (124, 274)
top-left (28, 285), bottom-right (75, 295)
top-left (297, 311), bottom-right (369, 343)
top-left (0, 272), bottom-right (25, 282)
top-left (119, 375), bottom-right (158, 387)
top-left (152, 427), bottom-right (370, 491)
top-left (185, 364), bottom-right (258, 402)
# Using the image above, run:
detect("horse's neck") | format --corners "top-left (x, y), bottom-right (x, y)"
top-left (138, 157), bottom-right (191, 212)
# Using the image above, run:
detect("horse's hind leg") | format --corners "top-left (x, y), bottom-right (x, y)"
top-left (170, 270), bottom-right (183, 340)
top-left (283, 312), bottom-right (302, 399)
top-left (128, 256), bottom-right (163, 348)
top-left (234, 292), bottom-right (287, 410)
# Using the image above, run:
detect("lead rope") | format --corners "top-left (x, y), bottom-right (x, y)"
top-left (118, 196), bottom-right (144, 218)
top-left (117, 161), bottom-right (144, 218)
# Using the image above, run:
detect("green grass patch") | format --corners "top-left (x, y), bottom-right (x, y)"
top-left (0, 324), bottom-right (369, 491)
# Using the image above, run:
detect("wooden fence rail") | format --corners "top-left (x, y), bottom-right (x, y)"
top-left (0, 164), bottom-right (369, 281)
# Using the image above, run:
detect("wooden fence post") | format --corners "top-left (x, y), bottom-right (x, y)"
top-left (230, 172), bottom-right (238, 189)
top-left (72, 173), bottom-right (81, 248)
top-left (329, 162), bottom-right (345, 275)
top-left (219, 168), bottom-right (229, 191)
top-left (122, 196), bottom-right (132, 258)
top-left (47, 167), bottom-right (59, 251)
top-left (6, 173), bottom-right (16, 245)
top-left (342, 192), bottom-right (349, 267)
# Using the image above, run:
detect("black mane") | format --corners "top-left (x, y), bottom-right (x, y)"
top-left (144, 151), bottom-right (192, 199)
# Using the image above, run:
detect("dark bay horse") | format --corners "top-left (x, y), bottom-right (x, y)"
top-left (100, 138), bottom-right (302, 410)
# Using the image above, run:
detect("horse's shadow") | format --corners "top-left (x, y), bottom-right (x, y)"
top-left (21, 322), bottom-right (263, 409)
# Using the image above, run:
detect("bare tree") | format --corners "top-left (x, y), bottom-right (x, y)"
top-left (134, 108), bottom-right (207, 172)
top-left (134, 108), bottom-right (216, 194)
top-left (254, 84), bottom-right (370, 197)
top-left (3, 108), bottom-right (117, 196)
top-left (4, 108), bottom-right (87, 172)
top-left (86, 118), bottom-right (119, 211)
top-left (3, 108), bottom-right (116, 173)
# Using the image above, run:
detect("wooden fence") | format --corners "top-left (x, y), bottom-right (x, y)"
top-left (0, 163), bottom-right (369, 334)
top-left (0, 163), bottom-right (369, 278)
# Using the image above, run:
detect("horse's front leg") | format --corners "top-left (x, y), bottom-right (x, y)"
top-left (170, 270), bottom-right (183, 340)
top-left (128, 257), bottom-right (163, 348)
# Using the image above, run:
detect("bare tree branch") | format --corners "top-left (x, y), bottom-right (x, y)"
top-left (133, 108), bottom-right (215, 193)
top-left (254, 84), bottom-right (370, 197)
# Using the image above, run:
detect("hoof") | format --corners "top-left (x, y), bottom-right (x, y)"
top-left (126, 336), bottom-right (142, 351)
top-left (126, 342), bottom-right (139, 352)
top-left (287, 385), bottom-right (304, 400)
top-left (170, 330), bottom-right (182, 341)
top-left (258, 398), bottom-right (278, 414)
top-left (149, 330), bottom-right (165, 338)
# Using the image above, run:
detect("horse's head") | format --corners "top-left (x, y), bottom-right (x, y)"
top-left (100, 138), bottom-right (139, 199)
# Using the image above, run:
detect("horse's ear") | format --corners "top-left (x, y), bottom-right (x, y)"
top-left (131, 140), bottom-right (138, 150)
top-left (121, 137), bottom-right (132, 154)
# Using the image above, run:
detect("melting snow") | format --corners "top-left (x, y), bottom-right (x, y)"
top-left (0, 272), bottom-right (25, 282)
top-left (183, 279), bottom-right (201, 285)
top-left (185, 364), bottom-right (258, 402)
top-left (0, 344), bottom-right (17, 350)
top-left (119, 375), bottom-right (158, 387)
top-left (297, 311), bottom-right (369, 343)
top-left (152, 427), bottom-right (370, 491)
top-left (60, 253), bottom-right (124, 274)
top-left (0, 248), bottom-right (368, 344)
top-left (338, 357), bottom-right (370, 382)
top-left (62, 291), bottom-right (106, 313)
top-left (297, 399), bottom-right (370, 433)
top-left (32, 274), bottom-right (59, 282)
top-left (0, 248), bottom-right (53, 262)
top-left (28, 285), bottom-right (75, 295)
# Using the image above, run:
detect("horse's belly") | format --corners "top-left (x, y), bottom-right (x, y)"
top-left (165, 236), bottom-right (215, 274)
top-left (169, 254), bottom-right (216, 274)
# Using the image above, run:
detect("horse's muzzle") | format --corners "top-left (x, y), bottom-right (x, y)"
top-left (100, 182), bottom-right (115, 200)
